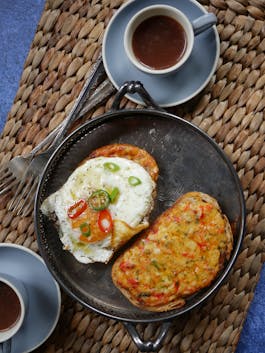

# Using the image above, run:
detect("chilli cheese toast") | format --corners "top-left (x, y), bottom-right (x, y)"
top-left (41, 144), bottom-right (159, 264)
top-left (112, 191), bottom-right (233, 312)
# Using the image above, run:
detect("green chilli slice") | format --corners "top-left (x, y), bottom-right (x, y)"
top-left (128, 176), bottom-right (142, 186)
top-left (88, 189), bottom-right (110, 211)
top-left (104, 162), bottom-right (120, 172)
top-left (109, 187), bottom-right (120, 203)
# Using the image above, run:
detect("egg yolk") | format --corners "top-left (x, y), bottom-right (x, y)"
top-left (71, 206), bottom-right (111, 243)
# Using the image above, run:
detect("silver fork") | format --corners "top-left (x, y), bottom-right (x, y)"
top-left (0, 57), bottom-right (111, 197)
top-left (0, 127), bottom-right (57, 196)
top-left (0, 57), bottom-right (107, 196)
top-left (0, 77), bottom-right (115, 198)
top-left (6, 63), bottom-right (115, 216)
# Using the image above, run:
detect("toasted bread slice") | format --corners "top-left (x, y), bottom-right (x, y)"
top-left (87, 143), bottom-right (159, 182)
top-left (112, 191), bottom-right (233, 311)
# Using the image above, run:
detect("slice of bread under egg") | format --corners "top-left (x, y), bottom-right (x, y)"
top-left (112, 191), bottom-right (233, 312)
top-left (41, 143), bottom-right (159, 264)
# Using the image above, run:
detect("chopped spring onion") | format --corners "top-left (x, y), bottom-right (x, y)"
top-left (128, 176), bottom-right (142, 186)
top-left (79, 222), bottom-right (91, 237)
top-left (109, 187), bottom-right (119, 203)
top-left (104, 162), bottom-right (120, 172)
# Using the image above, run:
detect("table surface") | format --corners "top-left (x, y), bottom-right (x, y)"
top-left (0, 1), bottom-right (264, 352)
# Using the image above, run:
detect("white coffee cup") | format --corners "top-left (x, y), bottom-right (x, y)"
top-left (124, 5), bottom-right (217, 75)
top-left (0, 273), bottom-right (28, 350)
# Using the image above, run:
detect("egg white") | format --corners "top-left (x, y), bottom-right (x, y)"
top-left (41, 156), bottom-right (155, 263)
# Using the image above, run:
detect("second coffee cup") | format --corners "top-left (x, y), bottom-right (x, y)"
top-left (124, 5), bottom-right (217, 76)
top-left (0, 273), bottom-right (28, 351)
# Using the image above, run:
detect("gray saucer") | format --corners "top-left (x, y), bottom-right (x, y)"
top-left (0, 244), bottom-right (61, 353)
top-left (103, 0), bottom-right (220, 107)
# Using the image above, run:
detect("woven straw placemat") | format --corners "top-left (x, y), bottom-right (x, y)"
top-left (0, 0), bottom-right (264, 352)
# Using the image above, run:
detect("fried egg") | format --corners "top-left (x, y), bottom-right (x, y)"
top-left (41, 156), bottom-right (156, 263)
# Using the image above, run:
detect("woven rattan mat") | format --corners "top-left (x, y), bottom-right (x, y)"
top-left (0, 0), bottom-right (264, 352)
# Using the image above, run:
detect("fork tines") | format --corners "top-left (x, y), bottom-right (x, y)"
top-left (0, 164), bottom-right (17, 196)
top-left (8, 176), bottom-right (39, 217)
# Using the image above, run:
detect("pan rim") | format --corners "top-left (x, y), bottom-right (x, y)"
top-left (35, 108), bottom-right (246, 323)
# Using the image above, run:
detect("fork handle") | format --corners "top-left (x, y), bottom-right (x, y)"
top-left (30, 125), bottom-right (60, 154)
top-left (78, 78), bottom-right (115, 118)
top-left (28, 59), bottom-right (112, 156)
top-left (30, 77), bottom-right (114, 156)
top-left (50, 56), bottom-right (106, 149)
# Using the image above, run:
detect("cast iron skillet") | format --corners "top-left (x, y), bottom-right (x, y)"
top-left (35, 82), bottom-right (245, 352)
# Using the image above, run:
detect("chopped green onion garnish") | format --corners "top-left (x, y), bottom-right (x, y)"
top-left (88, 189), bottom-right (110, 211)
top-left (104, 162), bottom-right (120, 172)
top-left (151, 260), bottom-right (161, 270)
top-left (80, 222), bottom-right (91, 237)
top-left (109, 187), bottom-right (119, 203)
top-left (128, 176), bottom-right (142, 186)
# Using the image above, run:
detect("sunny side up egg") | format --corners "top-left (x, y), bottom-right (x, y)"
top-left (41, 156), bottom-right (156, 264)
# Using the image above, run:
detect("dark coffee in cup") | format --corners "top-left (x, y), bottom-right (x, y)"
top-left (132, 15), bottom-right (187, 70)
top-left (124, 5), bottom-right (217, 75)
top-left (0, 281), bottom-right (21, 331)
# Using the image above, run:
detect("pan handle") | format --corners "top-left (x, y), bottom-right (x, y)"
top-left (124, 321), bottom-right (171, 352)
top-left (111, 81), bottom-right (165, 111)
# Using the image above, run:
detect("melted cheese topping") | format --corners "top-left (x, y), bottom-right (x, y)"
top-left (112, 192), bottom-right (233, 311)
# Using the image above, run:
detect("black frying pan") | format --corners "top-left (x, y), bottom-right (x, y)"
top-left (35, 82), bottom-right (245, 352)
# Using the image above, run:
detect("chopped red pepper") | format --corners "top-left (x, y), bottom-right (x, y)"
top-left (67, 199), bottom-right (87, 219)
top-left (199, 204), bottom-right (213, 219)
top-left (153, 292), bottom-right (165, 299)
top-left (98, 209), bottom-right (113, 233)
top-left (197, 241), bottom-right (207, 250)
top-left (175, 282), bottom-right (180, 292)
top-left (119, 261), bottom-right (134, 272)
top-left (175, 216), bottom-right (181, 223)
top-left (184, 203), bottom-right (191, 211)
top-left (128, 278), bottom-right (139, 286)
top-left (182, 252), bottom-right (195, 259)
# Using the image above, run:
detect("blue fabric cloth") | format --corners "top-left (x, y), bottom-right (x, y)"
top-left (0, 0), bottom-right (44, 131)
top-left (236, 265), bottom-right (265, 353)
top-left (0, 1), bottom-right (264, 352)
